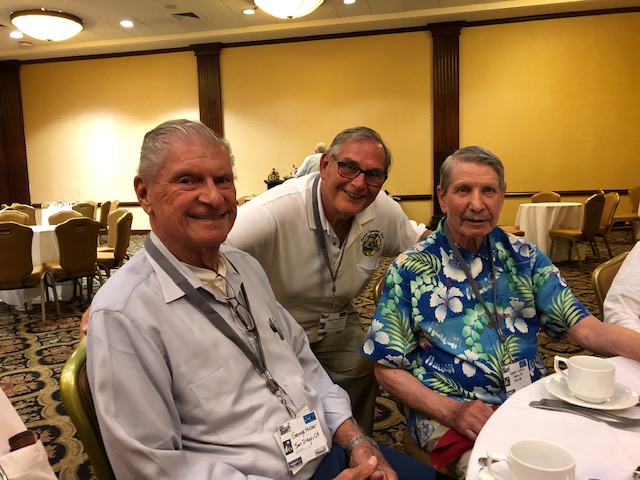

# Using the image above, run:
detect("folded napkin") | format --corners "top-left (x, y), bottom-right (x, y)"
top-left (430, 406), bottom-right (499, 471)
top-left (430, 428), bottom-right (472, 470)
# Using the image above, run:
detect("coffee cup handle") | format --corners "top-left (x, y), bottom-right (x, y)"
top-left (486, 451), bottom-right (509, 479)
top-left (554, 356), bottom-right (569, 379)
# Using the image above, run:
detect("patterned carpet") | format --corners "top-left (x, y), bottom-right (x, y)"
top-left (0, 229), bottom-right (634, 479)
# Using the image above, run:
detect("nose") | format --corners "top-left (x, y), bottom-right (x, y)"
top-left (349, 171), bottom-right (368, 189)
top-left (198, 180), bottom-right (225, 205)
top-left (468, 189), bottom-right (485, 211)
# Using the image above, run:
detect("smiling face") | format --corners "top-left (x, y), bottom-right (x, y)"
top-left (437, 160), bottom-right (505, 252)
top-left (319, 138), bottom-right (386, 226)
top-left (135, 136), bottom-right (237, 269)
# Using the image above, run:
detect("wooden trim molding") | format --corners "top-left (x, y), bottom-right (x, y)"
top-left (191, 43), bottom-right (223, 135)
top-left (0, 61), bottom-right (30, 205)
top-left (427, 22), bottom-right (463, 227)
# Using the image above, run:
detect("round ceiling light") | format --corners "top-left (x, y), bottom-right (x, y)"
top-left (10, 9), bottom-right (84, 42)
top-left (254, 0), bottom-right (324, 19)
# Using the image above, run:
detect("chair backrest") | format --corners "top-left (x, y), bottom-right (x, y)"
top-left (48, 209), bottom-right (83, 225)
top-left (55, 218), bottom-right (100, 275)
top-left (592, 251), bottom-right (629, 318)
top-left (60, 337), bottom-right (116, 480)
top-left (72, 202), bottom-right (97, 220)
top-left (109, 200), bottom-right (120, 212)
top-left (599, 191), bottom-right (620, 233)
top-left (0, 222), bottom-right (34, 287)
top-left (372, 276), bottom-right (384, 305)
top-left (581, 193), bottom-right (606, 238)
top-left (629, 186), bottom-right (640, 214)
top-left (10, 203), bottom-right (37, 225)
top-left (98, 202), bottom-right (112, 228)
top-left (112, 211), bottom-right (133, 264)
top-left (105, 208), bottom-right (129, 248)
top-left (0, 210), bottom-right (30, 225)
top-left (531, 191), bottom-right (561, 203)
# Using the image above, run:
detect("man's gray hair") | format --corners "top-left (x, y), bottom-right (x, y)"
top-left (314, 142), bottom-right (327, 154)
top-left (138, 119), bottom-right (234, 180)
top-left (439, 146), bottom-right (505, 194)
top-left (326, 126), bottom-right (392, 172)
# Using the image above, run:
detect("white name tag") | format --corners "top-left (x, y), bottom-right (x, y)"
top-left (317, 310), bottom-right (348, 336)
top-left (276, 409), bottom-right (328, 474)
top-left (503, 359), bottom-right (532, 396)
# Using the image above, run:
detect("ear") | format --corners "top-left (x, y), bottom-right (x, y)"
top-left (319, 153), bottom-right (330, 180)
top-left (134, 176), bottom-right (152, 215)
top-left (436, 185), bottom-right (449, 214)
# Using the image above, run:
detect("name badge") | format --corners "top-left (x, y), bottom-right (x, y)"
top-left (317, 310), bottom-right (348, 336)
top-left (276, 408), bottom-right (328, 474)
top-left (503, 359), bottom-right (532, 396)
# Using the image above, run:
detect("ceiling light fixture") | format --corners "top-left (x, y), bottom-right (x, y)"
top-left (10, 9), bottom-right (84, 42)
top-left (254, 0), bottom-right (323, 19)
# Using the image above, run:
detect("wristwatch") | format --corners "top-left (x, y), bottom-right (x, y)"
top-left (344, 434), bottom-right (379, 463)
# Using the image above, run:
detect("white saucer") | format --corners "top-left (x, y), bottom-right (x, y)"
top-left (478, 463), bottom-right (510, 480)
top-left (544, 372), bottom-right (639, 410)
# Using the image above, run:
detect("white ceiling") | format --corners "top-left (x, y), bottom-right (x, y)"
top-left (0, 0), bottom-right (637, 61)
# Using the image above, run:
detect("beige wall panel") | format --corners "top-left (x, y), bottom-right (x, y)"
top-left (21, 52), bottom-right (199, 230)
top-left (221, 32), bottom-right (433, 210)
top-left (460, 13), bottom-right (640, 225)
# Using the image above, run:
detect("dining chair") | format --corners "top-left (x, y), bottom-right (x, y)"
top-left (97, 208), bottom-right (129, 252)
top-left (595, 191), bottom-right (620, 259)
top-left (72, 201), bottom-right (97, 220)
top-left (499, 225), bottom-right (525, 236)
top-left (109, 200), bottom-right (120, 212)
top-left (10, 203), bottom-right (37, 225)
top-left (611, 186), bottom-right (640, 243)
top-left (531, 191), bottom-right (561, 203)
top-left (591, 251), bottom-right (629, 319)
top-left (548, 193), bottom-right (605, 269)
top-left (0, 210), bottom-right (30, 225)
top-left (60, 337), bottom-right (116, 480)
top-left (98, 201), bottom-right (112, 244)
top-left (0, 222), bottom-right (49, 320)
top-left (48, 209), bottom-right (83, 225)
top-left (43, 218), bottom-right (103, 313)
top-left (97, 210), bottom-right (133, 277)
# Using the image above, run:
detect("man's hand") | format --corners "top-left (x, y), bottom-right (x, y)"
top-left (444, 399), bottom-right (494, 441)
top-left (79, 307), bottom-right (90, 337)
top-left (335, 455), bottom-right (381, 480)
top-left (348, 441), bottom-right (397, 480)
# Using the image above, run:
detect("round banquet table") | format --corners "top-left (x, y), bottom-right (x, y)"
top-left (466, 356), bottom-right (640, 480)
top-left (514, 202), bottom-right (585, 261)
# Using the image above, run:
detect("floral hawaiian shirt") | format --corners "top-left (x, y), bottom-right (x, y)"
top-left (361, 220), bottom-right (590, 446)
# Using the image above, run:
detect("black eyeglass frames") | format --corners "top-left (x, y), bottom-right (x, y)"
top-left (335, 161), bottom-right (387, 187)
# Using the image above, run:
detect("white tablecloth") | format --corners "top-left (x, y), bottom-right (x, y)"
top-left (514, 202), bottom-right (584, 261)
top-left (0, 226), bottom-right (59, 308)
top-left (466, 356), bottom-right (640, 480)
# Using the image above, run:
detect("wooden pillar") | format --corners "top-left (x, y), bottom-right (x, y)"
top-left (0, 60), bottom-right (30, 205)
top-left (427, 22), bottom-right (463, 228)
top-left (191, 43), bottom-right (224, 135)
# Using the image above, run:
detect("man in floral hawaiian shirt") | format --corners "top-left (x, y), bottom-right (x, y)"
top-left (362, 146), bottom-right (640, 478)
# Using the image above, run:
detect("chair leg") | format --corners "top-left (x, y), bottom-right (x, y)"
top-left (44, 272), bottom-right (62, 317)
top-left (572, 240), bottom-right (582, 270)
top-left (603, 235), bottom-right (613, 259)
top-left (549, 237), bottom-right (556, 261)
top-left (39, 276), bottom-right (47, 323)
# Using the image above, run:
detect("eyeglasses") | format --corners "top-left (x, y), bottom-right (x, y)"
top-left (215, 275), bottom-right (256, 334)
top-left (335, 161), bottom-right (387, 187)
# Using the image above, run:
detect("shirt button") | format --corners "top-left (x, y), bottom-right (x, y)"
top-left (282, 381), bottom-right (288, 386)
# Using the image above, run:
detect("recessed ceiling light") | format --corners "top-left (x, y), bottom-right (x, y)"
top-left (10, 31), bottom-right (24, 39)
top-left (344, 0), bottom-right (356, 4)
top-left (243, 8), bottom-right (256, 15)
top-left (120, 19), bottom-right (134, 28)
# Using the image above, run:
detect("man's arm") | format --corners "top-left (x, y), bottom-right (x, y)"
top-left (567, 315), bottom-right (640, 362)
top-left (603, 244), bottom-right (640, 332)
top-left (374, 364), bottom-right (494, 441)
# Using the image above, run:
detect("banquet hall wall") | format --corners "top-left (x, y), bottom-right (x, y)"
top-left (18, 11), bottom-right (640, 231)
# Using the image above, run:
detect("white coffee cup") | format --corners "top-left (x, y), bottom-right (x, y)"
top-left (553, 355), bottom-right (615, 403)
top-left (487, 439), bottom-right (575, 480)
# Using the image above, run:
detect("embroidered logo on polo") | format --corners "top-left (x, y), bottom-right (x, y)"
top-left (361, 230), bottom-right (383, 256)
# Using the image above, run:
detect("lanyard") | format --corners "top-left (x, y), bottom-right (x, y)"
top-left (442, 222), bottom-right (513, 362)
top-left (311, 176), bottom-right (347, 309)
top-left (144, 236), bottom-right (296, 418)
